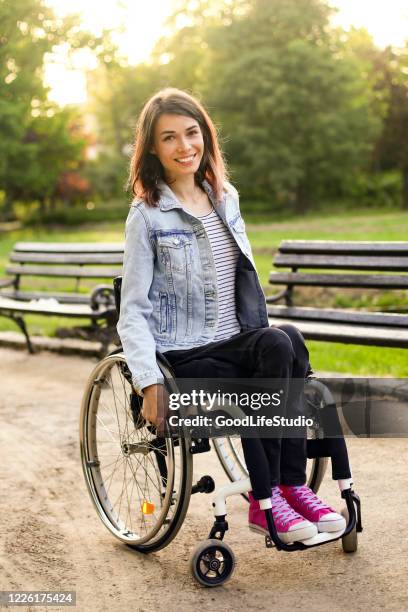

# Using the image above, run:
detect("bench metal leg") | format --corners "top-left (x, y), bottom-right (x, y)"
top-left (0, 312), bottom-right (34, 353)
top-left (12, 315), bottom-right (35, 354)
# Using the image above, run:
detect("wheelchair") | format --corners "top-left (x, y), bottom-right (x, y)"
top-left (79, 282), bottom-right (362, 587)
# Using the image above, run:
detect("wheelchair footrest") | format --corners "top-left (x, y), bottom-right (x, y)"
top-left (300, 529), bottom-right (345, 546)
top-left (265, 528), bottom-right (346, 549)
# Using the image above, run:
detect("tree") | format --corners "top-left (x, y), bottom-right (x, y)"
top-left (85, 0), bottom-right (387, 211)
top-left (3, 104), bottom-right (86, 213)
top-left (85, 31), bottom-right (167, 199)
top-left (0, 0), bottom-right (91, 219)
top-left (371, 46), bottom-right (408, 208)
top-left (202, 0), bottom-right (383, 210)
top-left (87, 49), bottom-right (163, 155)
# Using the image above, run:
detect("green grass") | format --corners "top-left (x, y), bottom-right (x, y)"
top-left (1, 207), bottom-right (407, 375)
top-left (246, 207), bottom-right (408, 245)
top-left (0, 314), bottom-right (90, 337)
top-left (307, 341), bottom-right (407, 377)
top-left (246, 208), bottom-right (408, 261)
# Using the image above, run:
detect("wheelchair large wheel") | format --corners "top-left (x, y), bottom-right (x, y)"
top-left (80, 352), bottom-right (193, 552)
top-left (213, 380), bottom-right (329, 494)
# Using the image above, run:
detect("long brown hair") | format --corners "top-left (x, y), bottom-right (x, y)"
top-left (128, 88), bottom-right (229, 206)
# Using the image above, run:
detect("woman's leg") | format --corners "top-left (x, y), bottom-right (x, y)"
top-left (164, 326), bottom-right (297, 499)
top-left (273, 324), bottom-right (347, 533)
top-left (272, 323), bottom-right (310, 486)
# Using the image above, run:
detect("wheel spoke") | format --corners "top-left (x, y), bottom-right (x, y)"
top-left (102, 453), bottom-right (126, 490)
top-left (96, 413), bottom-right (120, 443)
top-left (126, 455), bottom-right (161, 524)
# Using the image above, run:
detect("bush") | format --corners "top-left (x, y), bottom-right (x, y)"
top-left (85, 152), bottom-right (129, 202)
top-left (346, 171), bottom-right (402, 208)
top-left (23, 200), bottom-right (129, 226)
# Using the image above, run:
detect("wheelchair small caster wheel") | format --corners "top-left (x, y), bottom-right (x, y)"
top-left (190, 538), bottom-right (235, 587)
top-left (341, 508), bottom-right (358, 553)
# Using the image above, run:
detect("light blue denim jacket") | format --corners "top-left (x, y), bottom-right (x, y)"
top-left (117, 179), bottom-right (268, 393)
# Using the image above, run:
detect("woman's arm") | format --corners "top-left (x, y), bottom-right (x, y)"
top-left (117, 205), bottom-right (164, 395)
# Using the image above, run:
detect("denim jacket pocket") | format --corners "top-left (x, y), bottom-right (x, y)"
top-left (157, 232), bottom-right (192, 273)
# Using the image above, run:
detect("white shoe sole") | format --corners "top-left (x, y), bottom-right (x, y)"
top-left (249, 521), bottom-right (318, 544)
top-left (316, 516), bottom-right (347, 533)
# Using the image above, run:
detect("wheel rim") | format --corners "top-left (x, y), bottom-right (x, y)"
top-left (304, 382), bottom-right (330, 491)
top-left (196, 545), bottom-right (234, 585)
top-left (80, 353), bottom-right (189, 546)
top-left (213, 437), bottom-right (248, 481)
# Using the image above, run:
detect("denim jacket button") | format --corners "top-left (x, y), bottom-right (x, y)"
top-left (173, 238), bottom-right (180, 245)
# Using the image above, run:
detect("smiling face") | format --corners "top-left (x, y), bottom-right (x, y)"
top-left (150, 113), bottom-right (204, 181)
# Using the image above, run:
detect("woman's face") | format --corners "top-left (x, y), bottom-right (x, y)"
top-left (150, 113), bottom-right (204, 181)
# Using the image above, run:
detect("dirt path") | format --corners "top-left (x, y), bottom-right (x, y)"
top-left (0, 347), bottom-right (407, 612)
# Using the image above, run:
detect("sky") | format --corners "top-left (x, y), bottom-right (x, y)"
top-left (43, 0), bottom-right (408, 106)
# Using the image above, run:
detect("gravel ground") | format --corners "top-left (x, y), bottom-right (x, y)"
top-left (0, 347), bottom-right (407, 612)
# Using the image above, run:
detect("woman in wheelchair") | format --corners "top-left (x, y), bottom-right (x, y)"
top-left (117, 87), bottom-right (350, 547)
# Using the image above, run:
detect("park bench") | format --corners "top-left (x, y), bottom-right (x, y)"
top-left (2, 239), bottom-right (407, 355)
top-left (0, 242), bottom-right (124, 354)
top-left (266, 240), bottom-right (408, 349)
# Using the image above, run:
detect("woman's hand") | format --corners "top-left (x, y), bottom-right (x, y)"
top-left (141, 384), bottom-right (169, 430)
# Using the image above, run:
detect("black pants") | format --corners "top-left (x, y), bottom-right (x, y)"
top-left (164, 324), bottom-right (310, 500)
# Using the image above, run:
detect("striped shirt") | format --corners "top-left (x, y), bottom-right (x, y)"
top-left (197, 207), bottom-right (241, 341)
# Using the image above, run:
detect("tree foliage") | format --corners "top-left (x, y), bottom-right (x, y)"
top-left (0, 0), bottom-right (89, 219)
top-left (160, 0), bottom-right (383, 210)
top-left (372, 46), bottom-right (408, 208)
top-left (102, 0), bottom-right (384, 211)
top-left (2, 0), bottom-right (408, 216)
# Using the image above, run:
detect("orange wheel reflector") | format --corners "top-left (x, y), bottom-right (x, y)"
top-left (141, 500), bottom-right (155, 515)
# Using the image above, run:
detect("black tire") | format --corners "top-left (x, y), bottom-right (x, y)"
top-left (190, 539), bottom-right (236, 587)
top-left (341, 507), bottom-right (358, 553)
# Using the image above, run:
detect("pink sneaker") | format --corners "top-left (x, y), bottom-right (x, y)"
top-left (248, 487), bottom-right (318, 544)
top-left (280, 485), bottom-right (346, 533)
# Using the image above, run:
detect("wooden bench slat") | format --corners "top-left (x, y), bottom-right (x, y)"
top-left (0, 290), bottom-right (91, 304)
top-left (0, 296), bottom-right (114, 317)
top-left (267, 305), bottom-right (408, 327)
top-left (0, 277), bottom-right (15, 288)
top-left (14, 242), bottom-right (124, 253)
top-left (269, 272), bottom-right (408, 289)
top-left (279, 240), bottom-right (408, 255)
top-left (10, 253), bottom-right (123, 265)
top-left (6, 265), bottom-right (122, 279)
top-left (268, 317), bottom-right (408, 348)
top-left (274, 254), bottom-right (408, 271)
